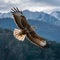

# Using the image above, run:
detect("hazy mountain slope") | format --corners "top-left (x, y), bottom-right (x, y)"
top-left (51, 11), bottom-right (60, 20)
top-left (0, 12), bottom-right (12, 18)
top-left (0, 18), bottom-right (60, 42)
top-left (0, 28), bottom-right (60, 60)
top-left (0, 18), bottom-right (17, 30)
top-left (0, 10), bottom-right (40, 19)
top-left (29, 20), bottom-right (60, 42)
top-left (0, 10), bottom-right (60, 26)
top-left (23, 10), bottom-right (40, 19)
top-left (37, 12), bottom-right (60, 26)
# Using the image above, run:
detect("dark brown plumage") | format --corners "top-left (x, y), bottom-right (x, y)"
top-left (11, 7), bottom-right (48, 48)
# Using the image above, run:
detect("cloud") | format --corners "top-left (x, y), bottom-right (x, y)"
top-left (0, 0), bottom-right (60, 12)
top-left (0, 0), bottom-right (31, 11)
top-left (4, 0), bottom-right (20, 4)
top-left (30, 0), bottom-right (60, 6)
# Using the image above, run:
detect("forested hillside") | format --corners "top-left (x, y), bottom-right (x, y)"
top-left (0, 28), bottom-right (60, 60)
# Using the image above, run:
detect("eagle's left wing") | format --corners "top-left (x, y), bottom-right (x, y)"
top-left (11, 7), bottom-right (26, 41)
top-left (11, 7), bottom-right (25, 30)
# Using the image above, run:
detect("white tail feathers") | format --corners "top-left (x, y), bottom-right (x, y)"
top-left (13, 29), bottom-right (26, 41)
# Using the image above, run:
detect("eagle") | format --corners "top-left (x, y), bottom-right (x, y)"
top-left (11, 7), bottom-right (48, 48)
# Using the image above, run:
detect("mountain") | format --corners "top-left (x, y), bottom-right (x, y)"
top-left (51, 11), bottom-right (60, 20)
top-left (0, 28), bottom-right (60, 60)
top-left (0, 18), bottom-right (17, 30)
top-left (0, 10), bottom-right (40, 20)
top-left (37, 12), bottom-right (60, 26)
top-left (0, 12), bottom-right (12, 18)
top-left (23, 10), bottom-right (40, 19)
top-left (0, 18), bottom-right (60, 42)
top-left (0, 10), bottom-right (60, 26)
top-left (0, 10), bottom-right (40, 19)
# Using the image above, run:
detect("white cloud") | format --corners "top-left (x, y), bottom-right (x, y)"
top-left (31, 0), bottom-right (60, 6)
top-left (0, 0), bottom-right (60, 12)
top-left (4, 0), bottom-right (20, 4)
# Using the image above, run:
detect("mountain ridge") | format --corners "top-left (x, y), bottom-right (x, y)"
top-left (0, 10), bottom-right (60, 26)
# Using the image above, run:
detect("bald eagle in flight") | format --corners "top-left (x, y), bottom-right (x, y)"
top-left (11, 7), bottom-right (48, 48)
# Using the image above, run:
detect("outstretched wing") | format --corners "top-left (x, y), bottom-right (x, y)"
top-left (11, 7), bottom-right (33, 31)
top-left (11, 7), bottom-right (48, 48)
top-left (11, 7), bottom-right (25, 30)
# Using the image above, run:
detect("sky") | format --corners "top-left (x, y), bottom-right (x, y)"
top-left (0, 0), bottom-right (60, 12)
